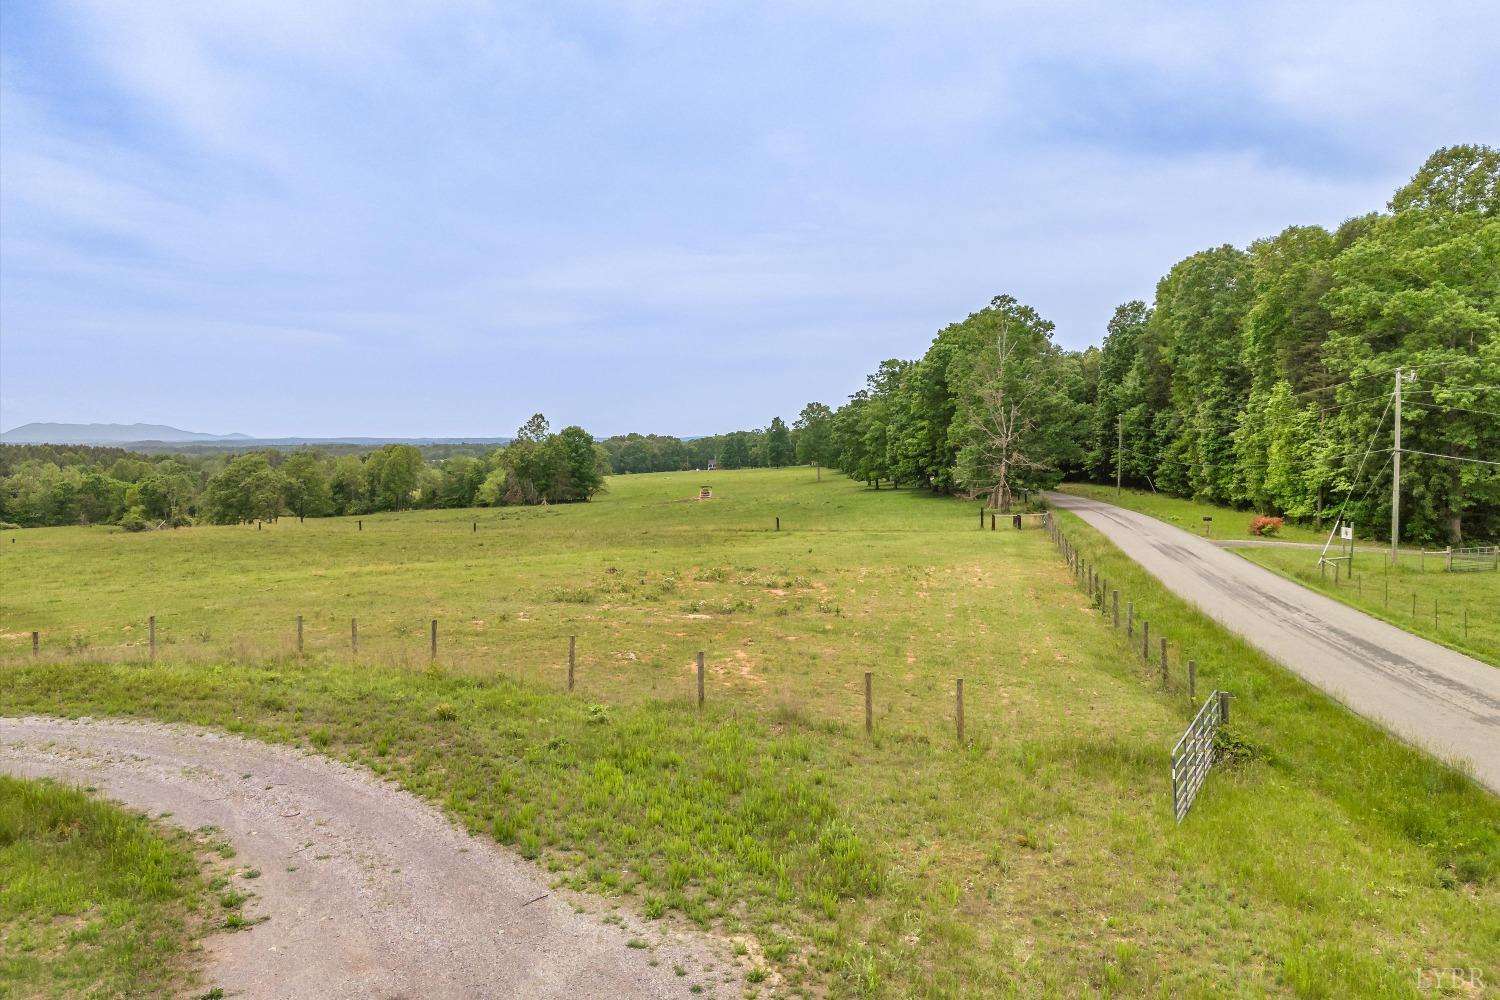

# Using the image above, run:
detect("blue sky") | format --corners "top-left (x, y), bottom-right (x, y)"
top-left (2, 1), bottom-right (1496, 438)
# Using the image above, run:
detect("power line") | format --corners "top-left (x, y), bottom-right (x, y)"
top-left (1402, 400), bottom-right (1500, 420)
top-left (1285, 362), bottom-right (1494, 402)
top-left (1400, 448), bottom-right (1500, 468)
top-left (1320, 390), bottom-right (1394, 562)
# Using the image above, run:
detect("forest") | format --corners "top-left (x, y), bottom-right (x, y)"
top-left (805, 144), bottom-right (1499, 544)
top-left (3, 146), bottom-right (1494, 543)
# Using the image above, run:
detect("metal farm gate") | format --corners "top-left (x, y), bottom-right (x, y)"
top-left (1171, 691), bottom-right (1230, 822)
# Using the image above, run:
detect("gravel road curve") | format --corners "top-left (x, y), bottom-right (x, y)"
top-left (0, 716), bottom-right (732, 999)
top-left (1047, 491), bottom-right (1500, 794)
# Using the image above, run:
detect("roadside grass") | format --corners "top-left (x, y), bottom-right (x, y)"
top-left (1238, 547), bottom-right (1500, 667)
top-left (0, 775), bottom-right (212, 998)
top-left (1055, 483), bottom-right (1330, 544)
top-left (2, 468), bottom-right (1497, 997)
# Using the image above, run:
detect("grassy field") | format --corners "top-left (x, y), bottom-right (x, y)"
top-left (0, 775), bottom-right (228, 999)
top-left (2, 468), bottom-right (1497, 998)
top-left (1240, 547), bottom-right (1500, 667)
top-left (1055, 483), bottom-right (1330, 544)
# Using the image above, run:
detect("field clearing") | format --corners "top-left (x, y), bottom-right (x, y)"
top-left (1241, 546), bottom-right (1500, 667)
top-left (3, 468), bottom-right (1498, 998)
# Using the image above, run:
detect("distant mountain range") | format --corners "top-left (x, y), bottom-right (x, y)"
top-left (0, 422), bottom-right (251, 444)
top-left (0, 422), bottom-right (510, 448)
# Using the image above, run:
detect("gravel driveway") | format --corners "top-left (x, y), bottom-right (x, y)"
top-left (1, 716), bottom-right (734, 999)
top-left (1047, 491), bottom-right (1500, 794)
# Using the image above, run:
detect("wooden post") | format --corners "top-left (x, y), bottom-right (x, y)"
top-left (351, 617), bottom-right (358, 654)
top-left (358, 519), bottom-right (363, 531)
top-left (1127, 601), bottom-right (1134, 637)
top-left (1141, 621), bottom-right (1150, 659)
top-left (979, 507), bottom-right (984, 529)
top-left (31, 630), bottom-right (39, 656)
top-left (1464, 607), bottom-right (1468, 638)
top-left (1112, 590), bottom-right (1119, 628)
top-left (775, 516), bottom-right (780, 531)
top-left (955, 677), bottom-right (965, 744)
top-left (149, 615), bottom-right (156, 660)
top-left (1188, 659), bottom-right (1197, 701)
top-left (568, 636), bottom-right (576, 692)
top-left (864, 672), bottom-right (873, 735)
top-left (473, 520), bottom-right (477, 533)
top-left (430, 619), bottom-right (438, 660)
top-left (696, 651), bottom-right (705, 707)
top-left (1160, 637), bottom-right (1168, 685)
top-left (1412, 593), bottom-right (1417, 616)
top-left (990, 513), bottom-right (995, 531)
top-left (297, 615), bottom-right (304, 653)
top-left (1217, 691), bottom-right (1230, 723)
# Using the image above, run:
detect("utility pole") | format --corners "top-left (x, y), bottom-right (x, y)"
top-left (1391, 367), bottom-right (1405, 564)
top-left (1116, 415), bottom-right (1124, 497)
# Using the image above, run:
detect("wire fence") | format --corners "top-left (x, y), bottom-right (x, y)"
top-left (1044, 511), bottom-right (1233, 822)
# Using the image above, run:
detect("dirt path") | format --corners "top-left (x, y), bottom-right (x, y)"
top-left (1047, 492), bottom-right (1500, 794)
top-left (0, 716), bottom-right (735, 999)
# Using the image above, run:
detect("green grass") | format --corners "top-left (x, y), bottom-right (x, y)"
top-left (1240, 547), bottom-right (1500, 667)
top-left (2, 468), bottom-right (1498, 998)
top-left (0, 776), bottom-right (211, 998)
top-left (1056, 483), bottom-right (1330, 543)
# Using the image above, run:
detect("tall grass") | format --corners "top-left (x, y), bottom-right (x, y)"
top-left (0, 775), bottom-right (210, 998)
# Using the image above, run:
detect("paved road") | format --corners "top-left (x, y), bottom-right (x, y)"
top-left (1046, 492), bottom-right (1500, 794)
top-left (1, 717), bottom-right (728, 999)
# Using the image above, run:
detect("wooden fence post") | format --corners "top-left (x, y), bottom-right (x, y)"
top-left (430, 619), bottom-right (438, 660)
top-left (864, 672), bottom-right (873, 735)
top-left (296, 615), bottom-right (304, 654)
top-left (955, 677), bottom-right (965, 744)
top-left (568, 636), bottom-right (576, 692)
top-left (1127, 601), bottom-right (1134, 637)
top-left (1141, 621), bottom-right (1149, 659)
top-left (351, 617), bottom-right (358, 654)
top-left (1217, 691), bottom-right (1230, 723)
top-left (990, 513), bottom-right (995, 531)
top-left (358, 519), bottom-right (363, 531)
top-left (1160, 637), bottom-right (1168, 685)
top-left (979, 507), bottom-right (984, 530)
top-left (696, 651), bottom-right (705, 707)
top-left (149, 615), bottom-right (156, 660)
top-left (31, 631), bottom-right (39, 656)
top-left (1112, 591), bottom-right (1120, 628)
top-left (775, 516), bottom-right (780, 531)
top-left (1188, 659), bottom-right (1197, 701)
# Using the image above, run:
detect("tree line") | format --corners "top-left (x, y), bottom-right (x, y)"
top-left (0, 416), bottom-right (603, 529)
top-left (783, 145), bottom-right (1497, 544)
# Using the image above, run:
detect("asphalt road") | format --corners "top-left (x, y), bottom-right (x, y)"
top-left (1, 717), bottom-right (729, 999)
top-left (1046, 491), bottom-right (1500, 794)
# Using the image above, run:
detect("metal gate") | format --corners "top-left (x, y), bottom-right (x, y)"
top-left (1447, 545), bottom-right (1499, 572)
top-left (1171, 691), bottom-right (1230, 822)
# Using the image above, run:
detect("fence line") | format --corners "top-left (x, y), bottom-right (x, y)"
top-left (1045, 509), bottom-right (1233, 821)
